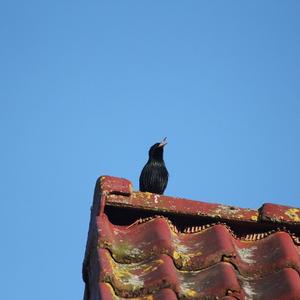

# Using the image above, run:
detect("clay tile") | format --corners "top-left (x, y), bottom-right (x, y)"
top-left (83, 176), bottom-right (300, 300)
top-left (98, 175), bottom-right (132, 195)
top-left (260, 203), bottom-right (300, 224)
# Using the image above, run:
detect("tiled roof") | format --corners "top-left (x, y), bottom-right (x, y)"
top-left (83, 176), bottom-right (300, 300)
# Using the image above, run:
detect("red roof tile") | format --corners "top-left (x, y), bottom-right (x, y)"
top-left (83, 176), bottom-right (300, 300)
top-left (99, 283), bottom-right (178, 300)
top-left (260, 203), bottom-right (300, 224)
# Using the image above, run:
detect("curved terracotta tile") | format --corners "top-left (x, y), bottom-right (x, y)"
top-left (99, 249), bottom-right (241, 299)
top-left (84, 176), bottom-right (300, 299)
top-left (99, 214), bottom-right (236, 269)
top-left (260, 203), bottom-right (300, 224)
top-left (240, 268), bottom-right (300, 300)
top-left (98, 214), bottom-right (300, 277)
top-left (99, 283), bottom-right (177, 300)
top-left (233, 231), bottom-right (300, 277)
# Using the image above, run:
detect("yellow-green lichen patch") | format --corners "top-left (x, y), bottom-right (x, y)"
top-left (109, 259), bottom-right (164, 293)
top-left (112, 242), bottom-right (143, 261)
top-left (211, 204), bottom-right (240, 219)
top-left (99, 239), bottom-right (113, 250)
top-left (144, 192), bottom-right (153, 199)
top-left (111, 262), bottom-right (144, 291)
top-left (213, 205), bottom-right (257, 222)
top-left (99, 176), bottom-right (106, 190)
top-left (250, 214), bottom-right (258, 221)
top-left (215, 204), bottom-right (238, 214)
top-left (143, 296), bottom-right (154, 300)
top-left (179, 280), bottom-right (198, 298)
top-left (172, 237), bottom-right (202, 269)
top-left (139, 259), bottom-right (164, 276)
top-left (284, 208), bottom-right (300, 222)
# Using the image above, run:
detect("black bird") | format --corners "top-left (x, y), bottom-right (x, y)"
top-left (139, 137), bottom-right (169, 194)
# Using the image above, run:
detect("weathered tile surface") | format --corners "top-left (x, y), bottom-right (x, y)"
top-left (83, 176), bottom-right (300, 300)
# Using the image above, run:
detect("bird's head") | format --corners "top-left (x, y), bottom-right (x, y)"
top-left (149, 137), bottom-right (167, 160)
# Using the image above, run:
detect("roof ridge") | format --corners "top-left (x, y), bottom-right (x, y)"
top-left (83, 176), bottom-right (300, 299)
top-left (99, 176), bottom-right (300, 225)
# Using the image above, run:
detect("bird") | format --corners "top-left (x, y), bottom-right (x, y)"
top-left (139, 137), bottom-right (169, 195)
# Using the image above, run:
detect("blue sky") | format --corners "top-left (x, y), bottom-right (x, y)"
top-left (1, 1), bottom-right (300, 299)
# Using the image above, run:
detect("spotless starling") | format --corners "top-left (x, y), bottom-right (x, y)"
top-left (139, 137), bottom-right (169, 195)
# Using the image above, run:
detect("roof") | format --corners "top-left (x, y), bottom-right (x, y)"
top-left (83, 175), bottom-right (300, 300)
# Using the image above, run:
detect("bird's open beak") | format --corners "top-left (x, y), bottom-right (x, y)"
top-left (158, 137), bottom-right (167, 147)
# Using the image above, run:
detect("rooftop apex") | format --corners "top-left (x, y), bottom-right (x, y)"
top-left (83, 175), bottom-right (300, 300)
top-left (99, 175), bottom-right (300, 227)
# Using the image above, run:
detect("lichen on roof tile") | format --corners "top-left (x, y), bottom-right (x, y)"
top-left (284, 208), bottom-right (300, 222)
top-left (236, 246), bottom-right (257, 264)
top-left (241, 281), bottom-right (257, 300)
top-left (83, 176), bottom-right (300, 300)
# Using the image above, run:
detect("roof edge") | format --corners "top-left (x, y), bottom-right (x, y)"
top-left (99, 175), bottom-right (300, 226)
